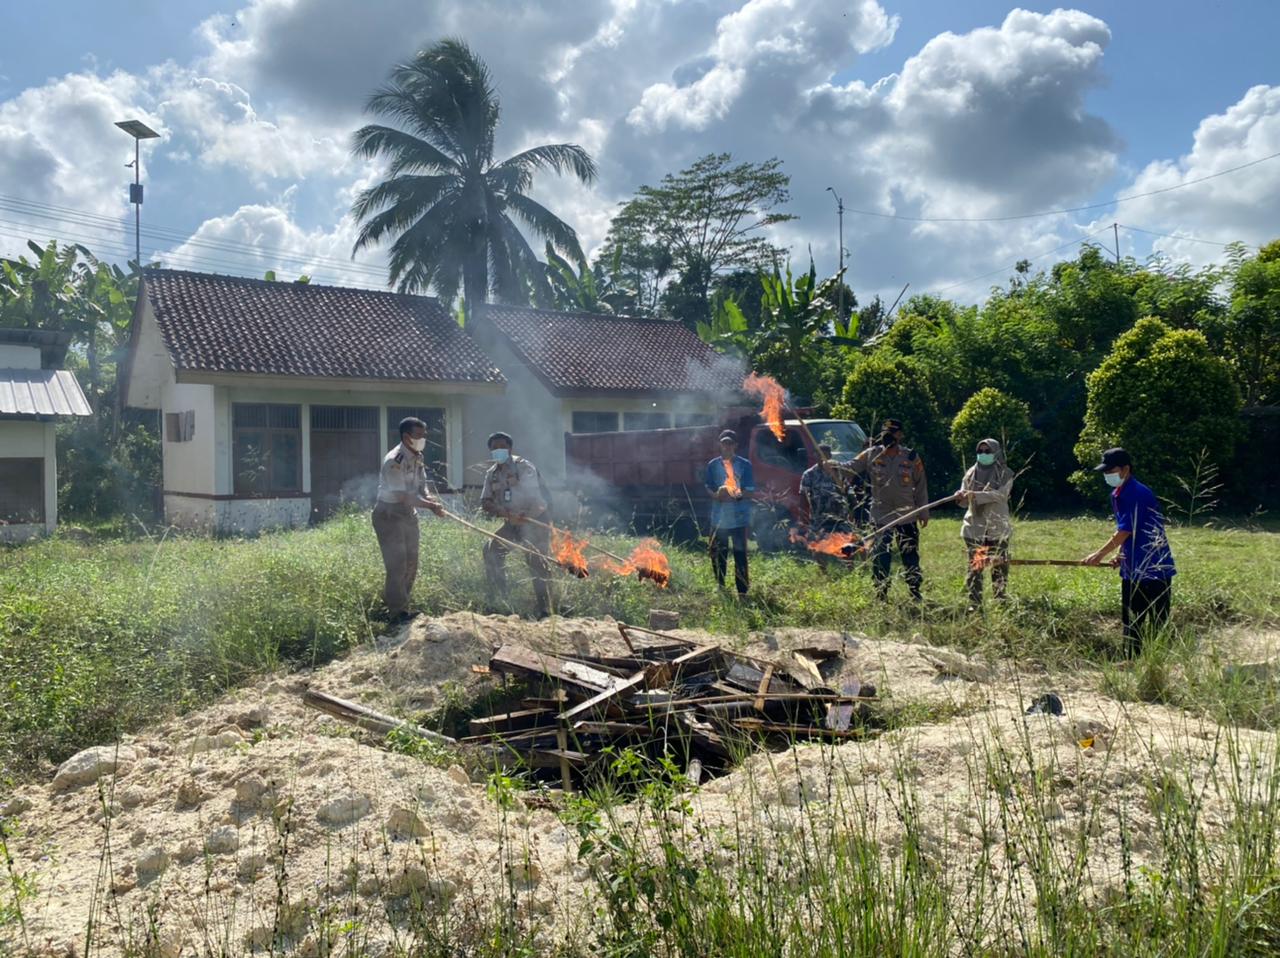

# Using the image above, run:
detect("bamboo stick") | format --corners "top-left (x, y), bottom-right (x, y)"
top-left (302, 689), bottom-right (457, 746)
top-left (1003, 558), bottom-right (1115, 567)
top-left (633, 691), bottom-right (877, 708)
top-left (438, 509), bottom-right (559, 565)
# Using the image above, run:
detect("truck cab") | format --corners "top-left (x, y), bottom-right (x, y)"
top-left (748, 419), bottom-right (867, 549)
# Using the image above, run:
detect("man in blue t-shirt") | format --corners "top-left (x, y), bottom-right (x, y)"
top-left (1083, 447), bottom-right (1176, 655)
top-left (704, 429), bottom-right (755, 598)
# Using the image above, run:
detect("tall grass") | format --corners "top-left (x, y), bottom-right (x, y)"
top-left (1, 511), bottom-right (1276, 776)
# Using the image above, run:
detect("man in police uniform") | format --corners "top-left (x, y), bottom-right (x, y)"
top-left (480, 432), bottom-right (554, 618)
top-left (827, 417), bottom-right (929, 601)
top-left (373, 417), bottom-right (445, 621)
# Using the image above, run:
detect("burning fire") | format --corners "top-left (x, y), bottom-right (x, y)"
top-left (970, 546), bottom-right (991, 572)
top-left (744, 372), bottom-right (787, 441)
top-left (551, 526), bottom-right (590, 578)
top-left (791, 529), bottom-right (866, 558)
top-left (603, 538), bottom-right (672, 588)
top-left (722, 457), bottom-right (741, 497)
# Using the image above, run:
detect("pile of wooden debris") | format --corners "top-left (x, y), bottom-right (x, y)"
top-left (464, 624), bottom-right (878, 787)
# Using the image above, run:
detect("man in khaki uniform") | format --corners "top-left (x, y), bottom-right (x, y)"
top-left (373, 417), bottom-right (445, 621)
top-left (827, 417), bottom-right (929, 601)
top-left (480, 432), bottom-right (554, 618)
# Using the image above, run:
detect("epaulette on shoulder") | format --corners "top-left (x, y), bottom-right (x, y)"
top-left (394, 453), bottom-right (404, 464)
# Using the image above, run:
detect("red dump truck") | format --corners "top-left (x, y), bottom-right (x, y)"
top-left (564, 410), bottom-right (867, 549)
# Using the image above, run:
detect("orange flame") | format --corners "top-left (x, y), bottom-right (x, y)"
top-left (551, 526), bottom-right (590, 578)
top-left (744, 372), bottom-right (787, 441)
top-left (970, 546), bottom-right (991, 572)
top-left (722, 457), bottom-right (741, 497)
top-left (603, 538), bottom-right (672, 588)
top-left (791, 529), bottom-right (865, 557)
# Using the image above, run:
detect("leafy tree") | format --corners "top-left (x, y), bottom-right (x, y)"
top-left (602, 153), bottom-right (794, 328)
top-left (698, 262), bottom-right (852, 404)
top-left (543, 243), bottom-right (634, 315)
top-left (1215, 239), bottom-right (1280, 406)
top-left (950, 387), bottom-right (1046, 502)
top-left (1074, 318), bottom-right (1241, 499)
top-left (0, 239), bottom-right (160, 520)
top-left (833, 351), bottom-right (954, 485)
top-left (350, 39), bottom-right (597, 308)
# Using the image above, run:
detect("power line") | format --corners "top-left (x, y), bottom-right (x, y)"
top-left (1117, 223), bottom-right (1252, 249)
top-left (926, 226), bottom-right (1115, 296)
top-left (0, 193), bottom-right (393, 280)
top-left (844, 150), bottom-right (1280, 224)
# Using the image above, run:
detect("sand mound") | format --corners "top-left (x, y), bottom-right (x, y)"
top-left (2, 613), bottom-right (1275, 956)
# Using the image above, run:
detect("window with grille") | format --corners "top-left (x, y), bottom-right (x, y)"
top-left (0, 458), bottom-right (44, 524)
top-left (386, 407), bottom-right (447, 485)
top-left (232, 403), bottom-right (301, 495)
top-left (310, 405), bottom-right (379, 431)
top-left (571, 411), bottom-right (620, 434)
top-left (623, 411), bottom-right (672, 431)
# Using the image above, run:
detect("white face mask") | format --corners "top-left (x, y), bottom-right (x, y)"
top-left (1104, 471), bottom-right (1124, 488)
top-left (405, 436), bottom-right (425, 453)
top-left (491, 448), bottom-right (510, 463)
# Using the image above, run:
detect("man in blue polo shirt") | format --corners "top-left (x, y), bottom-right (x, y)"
top-left (705, 430), bottom-right (754, 599)
top-left (1083, 447), bottom-right (1176, 655)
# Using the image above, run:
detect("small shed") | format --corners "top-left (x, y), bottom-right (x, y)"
top-left (0, 328), bottom-right (92, 541)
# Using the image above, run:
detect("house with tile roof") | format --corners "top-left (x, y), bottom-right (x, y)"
top-left (0, 327), bottom-right (92, 541)
top-left (464, 303), bottom-right (740, 485)
top-left (122, 270), bottom-right (743, 532)
top-left (123, 269), bottom-right (505, 532)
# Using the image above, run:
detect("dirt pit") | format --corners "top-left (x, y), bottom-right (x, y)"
top-left (2, 613), bottom-right (1276, 956)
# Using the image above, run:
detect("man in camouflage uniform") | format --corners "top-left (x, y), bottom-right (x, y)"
top-left (828, 418), bottom-right (929, 601)
top-left (373, 416), bottom-right (445, 621)
top-left (480, 432), bottom-right (554, 618)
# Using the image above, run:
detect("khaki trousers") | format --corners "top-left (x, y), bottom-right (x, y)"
top-left (372, 502), bottom-right (419, 615)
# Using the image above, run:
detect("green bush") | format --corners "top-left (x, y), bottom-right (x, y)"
top-left (834, 351), bottom-right (954, 485)
top-left (949, 387), bottom-right (1046, 503)
top-left (1073, 318), bottom-right (1242, 499)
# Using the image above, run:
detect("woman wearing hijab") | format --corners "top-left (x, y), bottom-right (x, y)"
top-left (956, 438), bottom-right (1014, 609)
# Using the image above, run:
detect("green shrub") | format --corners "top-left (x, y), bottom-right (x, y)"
top-left (834, 351), bottom-right (954, 484)
top-left (952, 384), bottom-right (1039, 502)
top-left (1074, 318), bottom-right (1242, 500)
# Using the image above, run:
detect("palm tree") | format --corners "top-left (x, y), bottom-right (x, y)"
top-left (350, 39), bottom-right (597, 309)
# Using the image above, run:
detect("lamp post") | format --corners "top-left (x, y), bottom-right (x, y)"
top-left (114, 119), bottom-right (160, 270)
top-left (825, 186), bottom-right (845, 322)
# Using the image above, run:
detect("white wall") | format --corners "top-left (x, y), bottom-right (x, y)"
top-left (0, 344), bottom-right (41, 369)
top-left (160, 382), bottom-right (217, 496)
top-left (124, 300), bottom-right (173, 410)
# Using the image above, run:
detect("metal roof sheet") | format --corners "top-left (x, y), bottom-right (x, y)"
top-left (0, 368), bottom-right (92, 418)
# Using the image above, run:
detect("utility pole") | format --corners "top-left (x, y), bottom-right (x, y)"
top-left (1113, 222), bottom-right (1121, 265)
top-left (826, 187), bottom-right (845, 321)
top-left (115, 119), bottom-right (160, 270)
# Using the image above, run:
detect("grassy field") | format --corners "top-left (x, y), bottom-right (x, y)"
top-left (3, 510), bottom-right (1280, 955)
top-left (2, 508), bottom-right (1277, 779)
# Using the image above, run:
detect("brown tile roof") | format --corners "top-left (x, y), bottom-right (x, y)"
top-left (476, 304), bottom-right (744, 396)
top-left (0, 368), bottom-right (91, 418)
top-left (143, 269), bottom-right (504, 385)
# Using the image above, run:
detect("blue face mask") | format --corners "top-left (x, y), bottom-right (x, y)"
top-left (976, 452), bottom-right (996, 467)
top-left (1104, 471), bottom-right (1124, 488)
top-left (491, 448), bottom-right (510, 463)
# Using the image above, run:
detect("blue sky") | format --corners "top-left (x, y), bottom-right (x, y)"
top-left (2, 1), bottom-right (1277, 303)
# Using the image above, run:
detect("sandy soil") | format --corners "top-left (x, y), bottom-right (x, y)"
top-left (2, 613), bottom-right (1275, 956)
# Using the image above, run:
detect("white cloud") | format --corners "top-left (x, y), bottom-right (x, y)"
top-left (157, 199), bottom-right (388, 288)
top-left (1117, 84), bottom-right (1280, 261)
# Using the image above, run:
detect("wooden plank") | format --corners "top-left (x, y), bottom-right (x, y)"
top-left (753, 664), bottom-right (775, 712)
top-left (490, 645), bottom-right (613, 697)
top-left (556, 726), bottom-right (573, 792)
top-left (559, 668), bottom-right (651, 722)
top-left (467, 708), bottom-right (555, 736)
top-left (302, 689), bottom-right (456, 746)
top-left (733, 717), bottom-right (868, 740)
